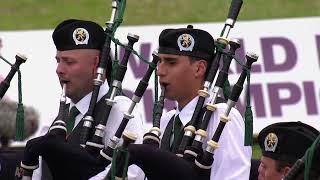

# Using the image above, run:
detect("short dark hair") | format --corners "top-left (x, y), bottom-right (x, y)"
top-left (275, 159), bottom-right (292, 172)
top-left (187, 55), bottom-right (213, 79)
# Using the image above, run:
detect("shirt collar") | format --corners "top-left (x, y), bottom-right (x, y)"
top-left (175, 94), bottom-right (213, 127)
top-left (69, 81), bottom-right (109, 115)
top-left (174, 96), bottom-right (196, 127)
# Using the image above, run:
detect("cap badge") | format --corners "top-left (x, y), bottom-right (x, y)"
top-left (177, 33), bottom-right (194, 51)
top-left (264, 132), bottom-right (278, 152)
top-left (72, 28), bottom-right (89, 45)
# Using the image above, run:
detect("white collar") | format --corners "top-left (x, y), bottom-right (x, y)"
top-left (174, 96), bottom-right (200, 126)
top-left (69, 81), bottom-right (109, 115)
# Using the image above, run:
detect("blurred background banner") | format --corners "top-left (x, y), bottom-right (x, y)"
top-left (1, 17), bottom-right (320, 137)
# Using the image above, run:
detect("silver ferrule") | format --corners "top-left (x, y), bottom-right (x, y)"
top-left (109, 81), bottom-right (121, 100)
top-left (94, 124), bottom-right (106, 137)
top-left (124, 111), bottom-right (134, 120)
top-left (83, 115), bottom-right (94, 122)
top-left (107, 0), bottom-right (118, 26)
top-left (52, 120), bottom-right (66, 126)
top-left (96, 67), bottom-right (105, 75)
top-left (222, 25), bottom-right (232, 39)
top-left (109, 136), bottom-right (120, 148)
top-left (83, 116), bottom-right (94, 128)
top-left (210, 86), bottom-right (222, 104)
top-left (105, 97), bottom-right (116, 106)
top-left (225, 100), bottom-right (236, 116)
top-left (131, 94), bottom-right (141, 104)
top-left (206, 145), bottom-right (215, 153)
top-left (127, 101), bottom-right (137, 115)
top-left (93, 67), bottom-right (105, 85)
top-left (112, 80), bottom-right (122, 89)
top-left (203, 81), bottom-right (211, 89)
top-left (83, 121), bottom-right (93, 128)
top-left (194, 134), bottom-right (203, 142)
top-left (93, 77), bottom-right (103, 86)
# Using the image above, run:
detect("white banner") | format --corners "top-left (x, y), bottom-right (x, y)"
top-left (0, 17), bottom-right (319, 140)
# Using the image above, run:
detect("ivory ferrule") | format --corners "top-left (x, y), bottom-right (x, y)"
top-left (220, 115), bottom-right (231, 123)
top-left (150, 127), bottom-right (161, 136)
top-left (206, 140), bottom-right (219, 153)
top-left (198, 89), bottom-right (209, 98)
top-left (184, 125), bottom-right (196, 136)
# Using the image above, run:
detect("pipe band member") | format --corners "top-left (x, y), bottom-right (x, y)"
top-left (157, 25), bottom-right (252, 180)
top-left (32, 19), bottom-right (145, 180)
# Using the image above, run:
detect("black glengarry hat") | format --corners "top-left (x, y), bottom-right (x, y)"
top-left (52, 19), bottom-right (105, 51)
top-left (158, 25), bottom-right (215, 61)
top-left (258, 121), bottom-right (319, 164)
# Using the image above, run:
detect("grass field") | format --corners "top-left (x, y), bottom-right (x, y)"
top-left (0, 0), bottom-right (319, 30)
top-left (1, 0), bottom-right (315, 159)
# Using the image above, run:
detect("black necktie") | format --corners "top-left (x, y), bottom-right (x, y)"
top-left (171, 115), bottom-right (182, 150)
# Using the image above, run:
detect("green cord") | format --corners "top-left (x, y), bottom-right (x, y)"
top-left (304, 135), bottom-right (320, 180)
top-left (110, 147), bottom-right (130, 180)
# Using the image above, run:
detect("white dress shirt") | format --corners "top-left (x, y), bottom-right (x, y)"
top-left (160, 96), bottom-right (252, 180)
top-left (32, 82), bottom-right (145, 180)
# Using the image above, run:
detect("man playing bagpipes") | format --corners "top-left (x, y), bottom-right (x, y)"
top-left (154, 25), bottom-right (252, 179)
top-left (26, 19), bottom-right (145, 180)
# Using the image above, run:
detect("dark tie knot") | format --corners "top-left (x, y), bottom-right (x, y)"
top-left (69, 106), bottom-right (80, 117)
